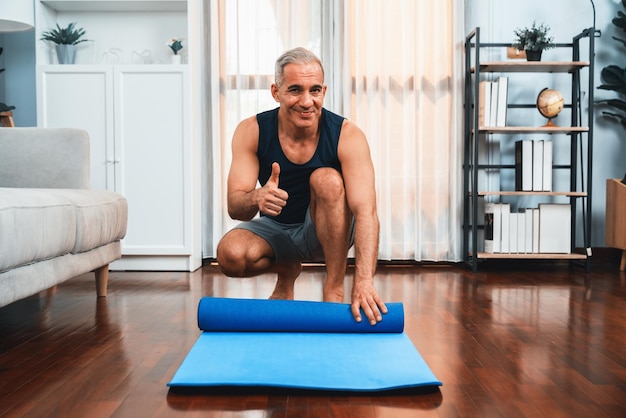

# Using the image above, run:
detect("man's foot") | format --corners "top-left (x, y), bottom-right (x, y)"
top-left (269, 262), bottom-right (302, 300)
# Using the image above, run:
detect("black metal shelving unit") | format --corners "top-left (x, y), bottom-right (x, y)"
top-left (462, 27), bottom-right (596, 272)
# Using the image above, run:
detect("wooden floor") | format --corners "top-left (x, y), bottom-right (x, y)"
top-left (1, 261), bottom-right (625, 417)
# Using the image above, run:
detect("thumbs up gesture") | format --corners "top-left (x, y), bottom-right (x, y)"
top-left (268, 161), bottom-right (281, 188)
top-left (259, 162), bottom-right (288, 216)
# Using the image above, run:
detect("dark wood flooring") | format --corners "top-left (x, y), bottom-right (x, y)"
top-left (1, 261), bottom-right (625, 417)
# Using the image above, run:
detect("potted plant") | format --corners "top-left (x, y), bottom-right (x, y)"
top-left (597, 0), bottom-right (626, 130)
top-left (166, 38), bottom-right (184, 64)
top-left (512, 21), bottom-right (555, 61)
top-left (40, 22), bottom-right (89, 64)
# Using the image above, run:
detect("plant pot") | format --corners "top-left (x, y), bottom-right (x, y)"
top-left (525, 49), bottom-right (542, 62)
top-left (171, 55), bottom-right (182, 64)
top-left (56, 44), bottom-right (77, 64)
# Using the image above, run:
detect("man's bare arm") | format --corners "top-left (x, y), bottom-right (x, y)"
top-left (338, 121), bottom-right (388, 325)
top-left (227, 117), bottom-right (288, 220)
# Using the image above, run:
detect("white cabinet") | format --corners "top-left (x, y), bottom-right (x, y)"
top-left (35, 0), bottom-right (201, 271)
top-left (113, 67), bottom-right (192, 259)
top-left (37, 66), bottom-right (114, 191)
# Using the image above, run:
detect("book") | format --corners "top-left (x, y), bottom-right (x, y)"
top-left (524, 208), bottom-right (534, 253)
top-left (500, 203), bottom-right (511, 253)
top-left (532, 208), bottom-right (540, 253)
top-left (542, 140), bottom-right (553, 191)
top-left (495, 76), bottom-right (508, 127)
top-left (493, 203), bottom-right (502, 253)
top-left (509, 213), bottom-right (519, 253)
top-left (532, 140), bottom-right (544, 191)
top-left (489, 79), bottom-right (499, 128)
top-left (478, 81), bottom-right (492, 127)
top-left (539, 204), bottom-right (571, 253)
top-left (515, 140), bottom-right (533, 191)
top-left (484, 203), bottom-right (495, 253)
top-left (517, 210), bottom-right (526, 253)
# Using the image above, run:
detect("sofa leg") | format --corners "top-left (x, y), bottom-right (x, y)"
top-left (95, 265), bottom-right (109, 297)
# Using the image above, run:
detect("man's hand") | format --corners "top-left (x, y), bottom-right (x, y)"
top-left (258, 162), bottom-right (288, 216)
top-left (351, 280), bottom-right (388, 325)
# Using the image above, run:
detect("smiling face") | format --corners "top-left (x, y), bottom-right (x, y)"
top-left (271, 62), bottom-right (327, 131)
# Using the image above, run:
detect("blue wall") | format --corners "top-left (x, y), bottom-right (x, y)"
top-left (1, 29), bottom-right (36, 127)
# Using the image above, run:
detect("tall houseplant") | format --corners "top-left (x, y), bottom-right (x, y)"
top-left (40, 22), bottom-right (89, 64)
top-left (597, 0), bottom-right (626, 130)
top-left (512, 21), bottom-right (555, 61)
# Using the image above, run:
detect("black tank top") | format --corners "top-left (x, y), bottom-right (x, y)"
top-left (256, 107), bottom-right (344, 224)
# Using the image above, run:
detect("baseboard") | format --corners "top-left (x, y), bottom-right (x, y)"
top-left (202, 249), bottom-right (624, 270)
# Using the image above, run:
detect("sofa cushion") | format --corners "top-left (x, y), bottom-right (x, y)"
top-left (53, 189), bottom-right (128, 254)
top-left (0, 188), bottom-right (76, 273)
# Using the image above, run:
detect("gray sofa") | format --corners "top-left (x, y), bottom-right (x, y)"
top-left (0, 128), bottom-right (128, 308)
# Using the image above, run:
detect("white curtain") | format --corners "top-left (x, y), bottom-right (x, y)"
top-left (199, 0), bottom-right (464, 262)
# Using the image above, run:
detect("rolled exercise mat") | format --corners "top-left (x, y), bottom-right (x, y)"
top-left (168, 297), bottom-right (442, 391)
top-left (197, 297), bottom-right (405, 333)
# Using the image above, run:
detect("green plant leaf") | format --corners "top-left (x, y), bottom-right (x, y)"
top-left (599, 65), bottom-right (626, 96)
top-left (40, 22), bottom-right (88, 45)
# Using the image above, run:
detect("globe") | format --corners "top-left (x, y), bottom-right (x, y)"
top-left (536, 88), bottom-right (564, 126)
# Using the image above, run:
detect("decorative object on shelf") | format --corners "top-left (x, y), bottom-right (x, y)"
top-left (40, 22), bottom-right (89, 65)
top-left (167, 38), bottom-right (183, 64)
top-left (597, 0), bottom-right (626, 129)
top-left (512, 21), bottom-right (555, 61)
top-left (132, 50), bottom-right (153, 65)
top-left (536, 88), bottom-right (564, 126)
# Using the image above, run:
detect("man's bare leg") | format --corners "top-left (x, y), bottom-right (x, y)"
top-left (216, 229), bottom-right (301, 299)
top-left (310, 168), bottom-right (352, 303)
top-left (268, 261), bottom-right (302, 300)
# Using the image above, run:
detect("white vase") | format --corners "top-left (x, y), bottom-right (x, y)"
top-left (56, 44), bottom-right (76, 64)
top-left (171, 55), bottom-right (182, 64)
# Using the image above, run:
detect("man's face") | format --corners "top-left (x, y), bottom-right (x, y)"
top-left (272, 62), bottom-right (327, 129)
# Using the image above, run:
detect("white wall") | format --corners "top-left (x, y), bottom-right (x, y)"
top-left (465, 0), bottom-right (626, 249)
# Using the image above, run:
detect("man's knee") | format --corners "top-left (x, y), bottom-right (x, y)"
top-left (216, 233), bottom-right (248, 277)
top-left (310, 168), bottom-right (345, 200)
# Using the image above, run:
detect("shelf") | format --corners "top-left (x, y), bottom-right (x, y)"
top-left (463, 27), bottom-right (595, 272)
top-left (477, 126), bottom-right (589, 134)
top-left (41, 0), bottom-right (187, 12)
top-left (471, 61), bottom-right (590, 73)
top-left (475, 252), bottom-right (587, 260)
top-left (477, 191), bottom-right (587, 197)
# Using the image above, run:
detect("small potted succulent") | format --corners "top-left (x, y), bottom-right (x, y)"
top-left (512, 21), bottom-right (555, 61)
top-left (166, 38), bottom-right (184, 64)
top-left (40, 22), bottom-right (89, 64)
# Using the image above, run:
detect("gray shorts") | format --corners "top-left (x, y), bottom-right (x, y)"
top-left (233, 209), bottom-right (354, 263)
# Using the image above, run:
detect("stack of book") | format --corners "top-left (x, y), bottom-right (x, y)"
top-left (514, 139), bottom-right (553, 192)
top-left (478, 76), bottom-right (508, 127)
top-left (484, 203), bottom-right (571, 254)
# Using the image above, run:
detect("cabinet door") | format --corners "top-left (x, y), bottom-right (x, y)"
top-left (37, 66), bottom-right (115, 191)
top-left (114, 66), bottom-right (191, 255)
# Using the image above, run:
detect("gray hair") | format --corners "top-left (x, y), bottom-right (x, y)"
top-left (274, 47), bottom-right (324, 87)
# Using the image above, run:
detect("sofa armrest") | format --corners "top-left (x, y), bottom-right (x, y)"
top-left (0, 128), bottom-right (90, 189)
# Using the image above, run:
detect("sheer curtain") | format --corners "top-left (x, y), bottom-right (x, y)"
top-left (199, 0), bottom-right (464, 262)
top-left (339, 0), bottom-right (464, 260)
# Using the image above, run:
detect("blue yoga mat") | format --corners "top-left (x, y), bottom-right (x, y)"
top-left (168, 297), bottom-right (441, 391)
